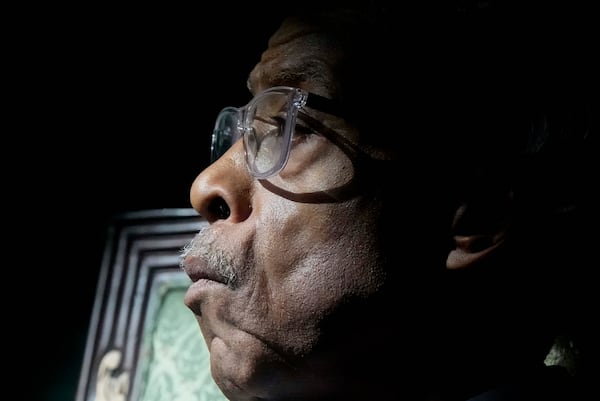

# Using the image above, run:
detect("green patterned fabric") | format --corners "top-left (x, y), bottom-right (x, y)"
top-left (138, 287), bottom-right (228, 401)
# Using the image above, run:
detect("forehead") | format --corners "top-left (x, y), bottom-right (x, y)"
top-left (247, 17), bottom-right (348, 99)
top-left (245, 9), bottom-right (402, 159)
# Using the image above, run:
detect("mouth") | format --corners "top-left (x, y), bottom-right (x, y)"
top-left (182, 255), bottom-right (232, 286)
top-left (183, 255), bottom-right (232, 317)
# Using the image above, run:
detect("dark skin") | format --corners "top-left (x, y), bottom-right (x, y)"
top-left (181, 6), bottom-right (587, 401)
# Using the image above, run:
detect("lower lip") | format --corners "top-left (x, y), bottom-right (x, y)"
top-left (186, 278), bottom-right (227, 299)
top-left (190, 278), bottom-right (228, 291)
top-left (185, 279), bottom-right (227, 316)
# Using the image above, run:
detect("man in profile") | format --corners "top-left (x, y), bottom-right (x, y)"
top-left (181, 2), bottom-right (596, 400)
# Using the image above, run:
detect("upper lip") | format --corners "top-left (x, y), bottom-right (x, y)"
top-left (182, 255), bottom-right (229, 285)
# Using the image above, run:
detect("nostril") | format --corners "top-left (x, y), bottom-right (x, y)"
top-left (208, 197), bottom-right (231, 220)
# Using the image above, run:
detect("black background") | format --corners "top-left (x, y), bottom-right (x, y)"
top-left (13, 5), bottom-right (282, 401)
top-left (11, 2), bottom-right (596, 400)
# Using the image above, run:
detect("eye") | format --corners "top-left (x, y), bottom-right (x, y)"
top-left (294, 121), bottom-right (314, 136)
top-left (252, 115), bottom-right (283, 137)
top-left (271, 116), bottom-right (287, 132)
top-left (290, 117), bottom-right (320, 148)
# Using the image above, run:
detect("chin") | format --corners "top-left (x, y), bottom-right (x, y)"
top-left (208, 335), bottom-right (348, 401)
top-left (207, 332), bottom-right (294, 400)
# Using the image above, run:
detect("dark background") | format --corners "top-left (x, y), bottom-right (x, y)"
top-left (11, 2), bottom-right (595, 400)
top-left (15, 5), bottom-right (282, 401)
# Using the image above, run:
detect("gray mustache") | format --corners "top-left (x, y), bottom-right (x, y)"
top-left (180, 227), bottom-right (239, 286)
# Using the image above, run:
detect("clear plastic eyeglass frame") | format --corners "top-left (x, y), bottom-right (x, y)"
top-left (211, 86), bottom-right (340, 179)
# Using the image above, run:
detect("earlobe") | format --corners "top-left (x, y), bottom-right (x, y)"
top-left (446, 231), bottom-right (508, 270)
top-left (446, 189), bottom-right (513, 270)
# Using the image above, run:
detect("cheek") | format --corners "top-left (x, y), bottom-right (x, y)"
top-left (252, 198), bottom-right (385, 334)
top-left (275, 139), bottom-right (354, 193)
top-left (296, 209), bottom-right (386, 296)
top-left (206, 194), bottom-right (386, 392)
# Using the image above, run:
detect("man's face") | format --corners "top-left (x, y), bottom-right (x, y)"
top-left (181, 19), bottom-right (390, 401)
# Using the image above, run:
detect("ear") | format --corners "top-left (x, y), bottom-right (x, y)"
top-left (446, 187), bottom-right (514, 270)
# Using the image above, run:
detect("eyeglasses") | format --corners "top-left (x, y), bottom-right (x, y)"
top-left (211, 86), bottom-right (344, 179)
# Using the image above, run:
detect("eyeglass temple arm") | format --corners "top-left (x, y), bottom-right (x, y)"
top-left (305, 92), bottom-right (346, 119)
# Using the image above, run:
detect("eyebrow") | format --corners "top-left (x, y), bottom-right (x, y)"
top-left (245, 78), bottom-right (347, 119)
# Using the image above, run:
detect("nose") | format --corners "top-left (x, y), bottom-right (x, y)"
top-left (190, 140), bottom-right (254, 223)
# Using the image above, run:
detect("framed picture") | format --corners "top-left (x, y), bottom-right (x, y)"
top-left (76, 208), bottom-right (227, 401)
